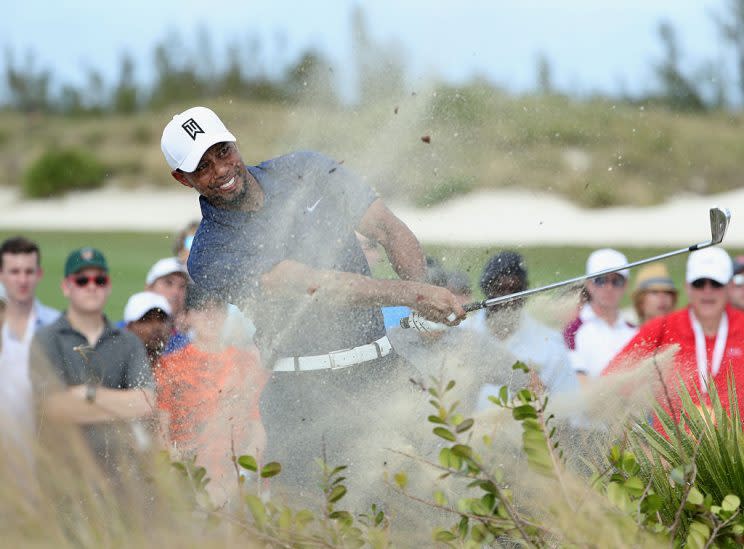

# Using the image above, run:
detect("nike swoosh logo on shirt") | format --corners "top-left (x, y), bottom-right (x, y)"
top-left (306, 198), bottom-right (323, 212)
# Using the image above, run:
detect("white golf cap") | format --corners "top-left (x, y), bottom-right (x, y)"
top-left (586, 248), bottom-right (630, 279)
top-left (146, 257), bottom-right (189, 286)
top-left (123, 291), bottom-right (172, 323)
top-left (161, 106), bottom-right (236, 172)
top-left (686, 247), bottom-right (732, 285)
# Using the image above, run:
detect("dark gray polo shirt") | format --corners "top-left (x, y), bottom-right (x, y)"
top-left (30, 314), bottom-right (153, 463)
top-left (188, 151), bottom-right (387, 359)
top-left (31, 314), bottom-right (152, 390)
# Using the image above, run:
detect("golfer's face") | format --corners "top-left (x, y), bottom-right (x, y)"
top-left (180, 142), bottom-right (249, 209)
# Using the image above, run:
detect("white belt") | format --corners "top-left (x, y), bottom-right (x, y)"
top-left (273, 336), bottom-right (392, 372)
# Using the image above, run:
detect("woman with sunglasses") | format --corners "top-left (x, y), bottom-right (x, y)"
top-left (563, 248), bottom-right (638, 381)
top-left (605, 247), bottom-right (744, 425)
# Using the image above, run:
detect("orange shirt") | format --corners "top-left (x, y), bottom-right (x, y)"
top-left (156, 344), bottom-right (266, 450)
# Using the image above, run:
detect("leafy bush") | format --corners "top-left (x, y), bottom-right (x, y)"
top-left (23, 148), bottom-right (106, 198)
top-left (414, 176), bottom-right (476, 208)
top-left (630, 378), bottom-right (744, 546)
top-left (11, 361), bottom-right (744, 547)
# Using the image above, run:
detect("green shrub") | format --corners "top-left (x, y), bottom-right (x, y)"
top-left (414, 176), bottom-right (476, 208)
top-left (23, 148), bottom-right (106, 198)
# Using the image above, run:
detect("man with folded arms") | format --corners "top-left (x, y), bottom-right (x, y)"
top-left (30, 248), bottom-right (155, 472)
top-left (604, 248), bottom-right (744, 425)
top-left (160, 106), bottom-right (465, 493)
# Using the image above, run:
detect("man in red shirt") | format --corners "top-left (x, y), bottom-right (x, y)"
top-left (604, 247), bottom-right (744, 426)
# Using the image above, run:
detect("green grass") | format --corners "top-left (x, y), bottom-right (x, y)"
top-left (8, 228), bottom-right (740, 319)
top-left (0, 229), bottom-right (172, 319)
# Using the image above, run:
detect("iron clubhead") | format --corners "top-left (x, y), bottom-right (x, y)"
top-left (709, 206), bottom-right (731, 245)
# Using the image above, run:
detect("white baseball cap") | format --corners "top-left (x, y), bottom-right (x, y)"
top-left (146, 257), bottom-right (189, 286)
top-left (586, 248), bottom-right (630, 279)
top-left (123, 291), bottom-right (172, 323)
top-left (686, 247), bottom-right (732, 285)
top-left (161, 106), bottom-right (236, 172)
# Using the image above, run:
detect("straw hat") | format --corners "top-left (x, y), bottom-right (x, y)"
top-left (632, 263), bottom-right (677, 296)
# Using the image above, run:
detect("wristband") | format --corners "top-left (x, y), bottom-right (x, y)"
top-left (85, 384), bottom-right (97, 403)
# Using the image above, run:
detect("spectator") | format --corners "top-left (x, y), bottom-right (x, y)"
top-left (173, 219), bottom-right (200, 265)
top-left (605, 247), bottom-right (744, 425)
top-left (145, 257), bottom-right (190, 353)
top-left (462, 251), bottom-right (579, 410)
top-left (729, 255), bottom-right (744, 311)
top-left (156, 284), bottom-right (266, 503)
top-left (29, 248), bottom-right (155, 472)
top-left (124, 291), bottom-right (172, 368)
top-left (630, 263), bottom-right (678, 325)
top-left (447, 270), bottom-right (473, 306)
top-left (564, 248), bottom-right (637, 380)
top-left (0, 237), bottom-right (59, 445)
top-left (0, 282), bottom-right (6, 334)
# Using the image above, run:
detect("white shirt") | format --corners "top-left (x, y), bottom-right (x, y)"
top-left (0, 301), bottom-right (60, 440)
top-left (461, 309), bottom-right (579, 411)
top-left (564, 303), bottom-right (637, 377)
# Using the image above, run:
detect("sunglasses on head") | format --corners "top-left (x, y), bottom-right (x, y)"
top-left (691, 278), bottom-right (724, 290)
top-left (71, 274), bottom-right (109, 288)
top-left (593, 275), bottom-right (626, 288)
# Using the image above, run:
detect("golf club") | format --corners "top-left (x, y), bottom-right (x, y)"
top-left (401, 206), bottom-right (731, 330)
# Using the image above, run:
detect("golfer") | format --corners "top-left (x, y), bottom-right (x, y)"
top-left (161, 106), bottom-right (465, 493)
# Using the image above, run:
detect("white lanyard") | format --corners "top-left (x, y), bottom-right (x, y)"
top-left (689, 309), bottom-right (728, 394)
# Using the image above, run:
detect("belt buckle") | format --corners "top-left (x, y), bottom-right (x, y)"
top-left (328, 348), bottom-right (350, 370)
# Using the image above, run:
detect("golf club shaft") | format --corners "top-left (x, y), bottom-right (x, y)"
top-left (463, 241), bottom-right (713, 313)
top-left (401, 206), bottom-right (730, 330)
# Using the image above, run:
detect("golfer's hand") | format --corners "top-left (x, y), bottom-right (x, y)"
top-left (409, 284), bottom-right (466, 326)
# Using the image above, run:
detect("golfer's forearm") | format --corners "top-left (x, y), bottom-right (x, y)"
top-left (261, 260), bottom-right (423, 308)
top-left (43, 387), bottom-right (156, 424)
top-left (378, 224), bottom-right (426, 281)
top-left (357, 199), bottom-right (426, 281)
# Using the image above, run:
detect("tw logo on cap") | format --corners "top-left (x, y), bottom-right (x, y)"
top-left (181, 118), bottom-right (205, 140)
top-left (81, 249), bottom-right (94, 260)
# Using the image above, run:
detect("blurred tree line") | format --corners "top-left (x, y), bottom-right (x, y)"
top-left (2, 7), bottom-right (405, 115)
top-left (4, 2), bottom-right (744, 115)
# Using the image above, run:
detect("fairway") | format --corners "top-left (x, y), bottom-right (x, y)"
top-left (3, 228), bottom-right (739, 321)
top-left (0, 229), bottom-right (173, 319)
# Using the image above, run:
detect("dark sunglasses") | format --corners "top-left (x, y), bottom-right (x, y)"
top-left (691, 278), bottom-right (724, 290)
top-left (72, 274), bottom-right (109, 288)
top-left (593, 275), bottom-right (626, 288)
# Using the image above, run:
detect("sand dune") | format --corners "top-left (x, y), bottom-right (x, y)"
top-left (1, 185), bottom-right (741, 247)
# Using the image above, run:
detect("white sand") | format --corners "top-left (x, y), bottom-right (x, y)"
top-left (0, 185), bottom-right (741, 247)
